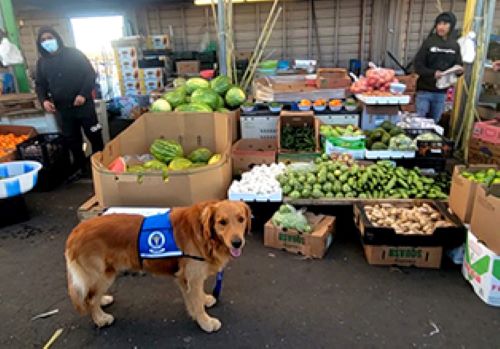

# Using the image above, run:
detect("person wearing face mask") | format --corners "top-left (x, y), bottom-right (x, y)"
top-left (414, 12), bottom-right (463, 123)
top-left (35, 26), bottom-right (103, 178)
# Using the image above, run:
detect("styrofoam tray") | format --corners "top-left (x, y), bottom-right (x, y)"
top-left (356, 94), bottom-right (411, 105)
top-left (0, 161), bottom-right (42, 199)
top-left (364, 150), bottom-right (416, 159)
top-left (228, 188), bottom-right (282, 202)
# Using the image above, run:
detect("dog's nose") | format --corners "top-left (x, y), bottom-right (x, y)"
top-left (231, 238), bottom-right (242, 249)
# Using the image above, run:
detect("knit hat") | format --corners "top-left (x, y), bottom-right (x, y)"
top-left (435, 12), bottom-right (457, 30)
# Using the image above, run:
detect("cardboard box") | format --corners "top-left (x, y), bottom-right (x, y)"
top-left (141, 68), bottom-right (163, 80)
top-left (462, 230), bottom-right (500, 307)
top-left (147, 35), bottom-right (171, 50)
top-left (232, 139), bottom-right (276, 175)
top-left (354, 201), bottom-right (466, 248)
top-left (362, 244), bottom-right (442, 268)
top-left (176, 61), bottom-right (200, 75)
top-left (119, 57), bottom-right (139, 71)
top-left (120, 68), bottom-right (140, 82)
top-left (468, 138), bottom-right (500, 165)
top-left (473, 119), bottom-right (500, 144)
top-left (449, 165), bottom-right (499, 223)
top-left (397, 73), bottom-right (419, 92)
top-left (0, 125), bottom-right (37, 162)
top-left (91, 112), bottom-right (232, 207)
top-left (264, 213), bottom-right (336, 258)
top-left (240, 115), bottom-right (278, 139)
top-left (470, 184), bottom-right (500, 254)
top-left (482, 67), bottom-right (500, 85)
top-left (115, 46), bottom-right (137, 60)
top-left (277, 111), bottom-right (320, 153)
top-left (141, 80), bottom-right (164, 91)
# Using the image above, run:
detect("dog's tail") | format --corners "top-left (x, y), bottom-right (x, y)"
top-left (65, 253), bottom-right (90, 314)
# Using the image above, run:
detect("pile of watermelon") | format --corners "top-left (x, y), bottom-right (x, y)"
top-left (150, 76), bottom-right (246, 113)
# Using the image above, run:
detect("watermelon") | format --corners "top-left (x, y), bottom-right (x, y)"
top-left (173, 77), bottom-right (186, 88)
top-left (188, 147), bottom-right (213, 163)
top-left (191, 88), bottom-right (219, 110)
top-left (225, 87), bottom-right (246, 107)
top-left (168, 158), bottom-right (193, 171)
top-left (150, 139), bottom-right (184, 163)
top-left (163, 87), bottom-right (186, 108)
top-left (108, 157), bottom-right (127, 174)
top-left (217, 107), bottom-right (230, 113)
top-left (215, 94), bottom-right (225, 109)
top-left (210, 75), bottom-right (231, 95)
top-left (150, 99), bottom-right (172, 112)
top-left (143, 160), bottom-right (169, 171)
top-left (175, 103), bottom-right (213, 112)
top-left (186, 77), bottom-right (209, 94)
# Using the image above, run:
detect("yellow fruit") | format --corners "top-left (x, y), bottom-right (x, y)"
top-left (208, 154), bottom-right (222, 165)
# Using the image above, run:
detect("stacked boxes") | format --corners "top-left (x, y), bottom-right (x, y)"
top-left (113, 36), bottom-right (166, 96)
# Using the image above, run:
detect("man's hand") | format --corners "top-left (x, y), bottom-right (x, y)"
top-left (435, 71), bottom-right (443, 79)
top-left (73, 95), bottom-right (86, 106)
top-left (43, 100), bottom-right (56, 113)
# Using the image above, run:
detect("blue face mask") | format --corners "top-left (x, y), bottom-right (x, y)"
top-left (41, 39), bottom-right (58, 53)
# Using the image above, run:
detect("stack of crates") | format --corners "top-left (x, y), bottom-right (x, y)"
top-left (112, 36), bottom-right (166, 96)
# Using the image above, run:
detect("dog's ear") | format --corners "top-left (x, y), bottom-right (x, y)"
top-left (201, 204), bottom-right (216, 241)
top-left (241, 202), bottom-right (252, 234)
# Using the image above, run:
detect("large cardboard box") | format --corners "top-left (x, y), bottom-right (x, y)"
top-left (462, 230), bottom-right (500, 307)
top-left (231, 139), bottom-right (276, 175)
top-left (176, 61), bottom-right (200, 75)
top-left (91, 112), bottom-right (232, 207)
top-left (277, 111), bottom-right (320, 153)
top-left (363, 245), bottom-right (443, 268)
top-left (264, 213), bottom-right (335, 259)
top-left (0, 125), bottom-right (37, 162)
top-left (449, 165), bottom-right (498, 224)
top-left (470, 185), bottom-right (500, 254)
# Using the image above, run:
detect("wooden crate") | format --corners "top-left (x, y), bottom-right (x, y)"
top-left (0, 93), bottom-right (42, 116)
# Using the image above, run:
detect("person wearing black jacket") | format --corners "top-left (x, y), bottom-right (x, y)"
top-left (35, 26), bottom-right (103, 176)
top-left (414, 12), bottom-right (463, 122)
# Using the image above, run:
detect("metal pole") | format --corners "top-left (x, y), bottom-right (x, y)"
top-left (217, 0), bottom-right (227, 76)
top-left (0, 0), bottom-right (30, 92)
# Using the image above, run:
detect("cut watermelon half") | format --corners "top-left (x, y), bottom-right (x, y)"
top-left (108, 157), bottom-right (127, 174)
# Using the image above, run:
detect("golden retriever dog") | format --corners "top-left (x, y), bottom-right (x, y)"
top-left (64, 200), bottom-right (251, 333)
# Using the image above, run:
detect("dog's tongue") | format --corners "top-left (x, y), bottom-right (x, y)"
top-left (230, 248), bottom-right (242, 258)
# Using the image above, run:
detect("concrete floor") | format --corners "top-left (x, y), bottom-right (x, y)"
top-left (0, 181), bottom-right (499, 349)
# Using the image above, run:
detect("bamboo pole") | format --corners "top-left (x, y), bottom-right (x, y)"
top-left (243, 6), bottom-right (283, 90)
top-left (451, 0), bottom-right (476, 139)
top-left (241, 0), bottom-right (279, 84)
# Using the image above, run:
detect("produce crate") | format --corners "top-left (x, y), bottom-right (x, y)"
top-left (394, 157), bottom-right (446, 172)
top-left (232, 139), bottom-right (277, 175)
top-left (240, 115), bottom-right (278, 139)
top-left (364, 150), bottom-right (415, 160)
top-left (264, 213), bottom-right (336, 259)
top-left (468, 138), bottom-right (500, 165)
top-left (404, 129), bottom-right (454, 158)
top-left (362, 244), bottom-right (443, 268)
top-left (17, 133), bottom-right (71, 191)
top-left (277, 111), bottom-right (320, 153)
top-left (316, 68), bottom-right (351, 89)
top-left (314, 112), bottom-right (360, 126)
top-left (353, 201), bottom-right (466, 247)
top-left (473, 119), bottom-right (500, 145)
top-left (0, 125), bottom-right (37, 162)
top-left (356, 94), bottom-right (411, 105)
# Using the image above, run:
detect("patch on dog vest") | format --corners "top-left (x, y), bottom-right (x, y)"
top-left (138, 210), bottom-right (182, 259)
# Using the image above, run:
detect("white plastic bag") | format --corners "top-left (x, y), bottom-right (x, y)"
top-left (457, 32), bottom-right (476, 64)
top-left (0, 38), bottom-right (24, 66)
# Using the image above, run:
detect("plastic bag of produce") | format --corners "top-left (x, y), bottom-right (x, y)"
top-left (271, 204), bottom-right (312, 233)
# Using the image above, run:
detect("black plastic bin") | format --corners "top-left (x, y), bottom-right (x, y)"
top-left (17, 133), bottom-right (71, 191)
top-left (0, 195), bottom-right (29, 228)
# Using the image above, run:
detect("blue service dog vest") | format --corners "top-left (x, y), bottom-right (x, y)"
top-left (136, 210), bottom-right (224, 299)
top-left (138, 210), bottom-right (183, 259)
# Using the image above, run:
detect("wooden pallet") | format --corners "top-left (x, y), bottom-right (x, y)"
top-left (0, 93), bottom-right (42, 115)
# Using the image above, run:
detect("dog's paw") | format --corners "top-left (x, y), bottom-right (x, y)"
top-left (204, 294), bottom-right (217, 308)
top-left (100, 295), bottom-right (114, 307)
top-left (198, 316), bottom-right (222, 333)
top-left (94, 313), bottom-right (115, 328)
